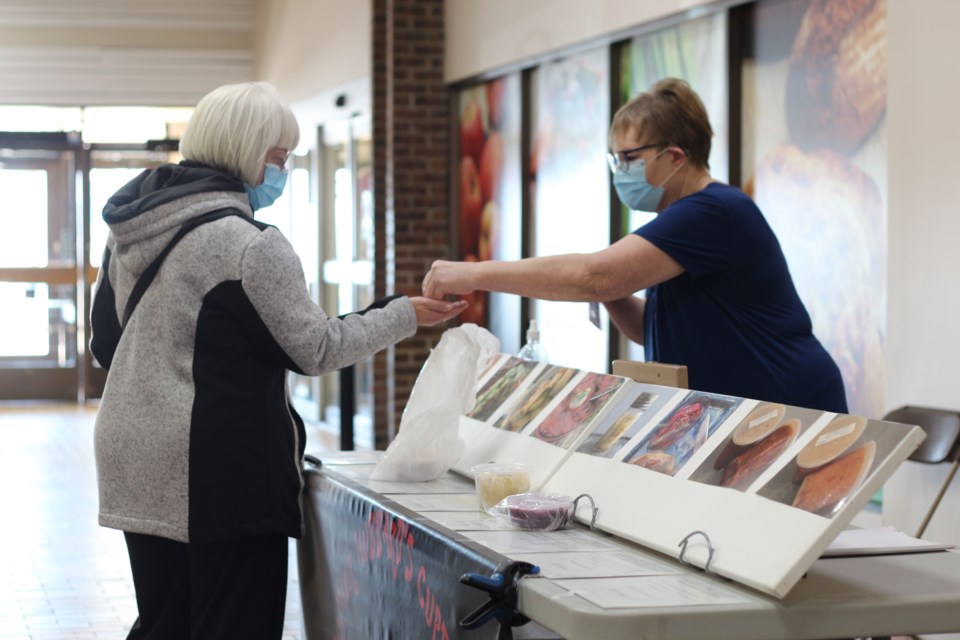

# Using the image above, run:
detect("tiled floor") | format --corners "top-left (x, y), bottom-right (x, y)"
top-left (0, 403), bottom-right (336, 640)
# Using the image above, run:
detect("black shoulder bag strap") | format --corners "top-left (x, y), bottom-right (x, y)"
top-left (121, 207), bottom-right (244, 327)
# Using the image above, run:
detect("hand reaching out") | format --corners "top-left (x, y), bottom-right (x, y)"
top-left (422, 260), bottom-right (476, 300)
top-left (409, 296), bottom-right (468, 326)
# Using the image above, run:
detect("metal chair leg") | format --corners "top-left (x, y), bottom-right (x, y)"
top-left (916, 458), bottom-right (960, 538)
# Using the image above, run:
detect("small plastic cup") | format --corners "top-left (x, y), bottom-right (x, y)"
top-left (471, 462), bottom-right (531, 512)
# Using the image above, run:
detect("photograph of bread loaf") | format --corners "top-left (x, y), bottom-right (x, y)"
top-left (689, 403), bottom-right (824, 491)
top-left (785, 0), bottom-right (886, 154)
top-left (742, 0), bottom-right (887, 418)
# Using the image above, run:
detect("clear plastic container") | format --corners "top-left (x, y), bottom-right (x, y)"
top-left (471, 462), bottom-right (532, 511)
top-left (517, 320), bottom-right (548, 362)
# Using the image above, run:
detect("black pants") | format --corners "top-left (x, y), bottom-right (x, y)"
top-left (123, 531), bottom-right (289, 640)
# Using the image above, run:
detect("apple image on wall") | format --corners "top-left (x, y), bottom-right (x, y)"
top-left (460, 156), bottom-right (483, 257)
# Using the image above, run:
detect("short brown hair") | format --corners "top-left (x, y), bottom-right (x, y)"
top-left (610, 77), bottom-right (713, 169)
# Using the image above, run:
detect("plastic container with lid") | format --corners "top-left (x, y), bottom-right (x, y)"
top-left (471, 462), bottom-right (531, 512)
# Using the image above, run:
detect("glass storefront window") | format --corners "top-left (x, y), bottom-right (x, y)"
top-left (0, 282), bottom-right (76, 365)
top-left (0, 169), bottom-right (48, 268)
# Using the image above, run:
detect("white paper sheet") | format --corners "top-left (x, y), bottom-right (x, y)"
top-left (418, 511), bottom-right (516, 531)
top-left (511, 550), bottom-right (684, 579)
top-left (390, 493), bottom-right (480, 512)
top-left (553, 575), bottom-right (752, 609)
top-left (359, 475), bottom-right (474, 495)
top-left (464, 529), bottom-right (622, 554)
top-left (823, 526), bottom-right (956, 557)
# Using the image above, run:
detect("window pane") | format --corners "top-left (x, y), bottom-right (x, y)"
top-left (0, 283), bottom-right (76, 365)
top-left (0, 169), bottom-right (48, 268)
top-left (89, 167), bottom-right (145, 264)
top-left (530, 48), bottom-right (610, 373)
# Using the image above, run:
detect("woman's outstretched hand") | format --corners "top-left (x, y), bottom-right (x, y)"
top-left (409, 296), bottom-right (468, 326)
top-left (422, 260), bottom-right (475, 300)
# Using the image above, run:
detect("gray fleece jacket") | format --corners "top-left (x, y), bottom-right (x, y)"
top-left (91, 161), bottom-right (416, 543)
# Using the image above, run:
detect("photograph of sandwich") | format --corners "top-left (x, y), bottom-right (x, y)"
top-left (493, 365), bottom-right (579, 433)
top-left (468, 357), bottom-right (539, 423)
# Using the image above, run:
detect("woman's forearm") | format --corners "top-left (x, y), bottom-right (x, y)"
top-left (603, 296), bottom-right (646, 345)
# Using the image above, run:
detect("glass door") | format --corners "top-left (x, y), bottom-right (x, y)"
top-left (289, 119), bottom-right (374, 449)
top-left (0, 134), bottom-right (82, 401)
top-left (84, 145), bottom-right (178, 399)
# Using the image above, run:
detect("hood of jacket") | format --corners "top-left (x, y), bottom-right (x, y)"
top-left (102, 161), bottom-right (254, 278)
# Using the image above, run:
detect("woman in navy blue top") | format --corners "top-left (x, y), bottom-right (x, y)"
top-left (424, 78), bottom-right (846, 412)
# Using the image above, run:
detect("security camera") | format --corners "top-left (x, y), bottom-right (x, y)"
top-left (335, 94), bottom-right (348, 108)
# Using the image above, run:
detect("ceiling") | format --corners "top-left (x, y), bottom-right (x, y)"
top-left (0, 0), bottom-right (255, 106)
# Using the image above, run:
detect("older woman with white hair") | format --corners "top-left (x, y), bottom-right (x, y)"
top-left (90, 81), bottom-right (465, 639)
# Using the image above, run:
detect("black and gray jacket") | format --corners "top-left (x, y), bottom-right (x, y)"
top-left (91, 162), bottom-right (416, 543)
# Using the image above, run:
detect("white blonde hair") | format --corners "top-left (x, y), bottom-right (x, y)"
top-left (179, 82), bottom-right (299, 185)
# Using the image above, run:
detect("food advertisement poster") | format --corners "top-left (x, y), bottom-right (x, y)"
top-left (755, 414), bottom-right (900, 518)
top-left (532, 372), bottom-right (626, 449)
top-left (575, 384), bottom-right (681, 459)
top-left (528, 49), bottom-right (610, 373)
top-left (468, 357), bottom-right (539, 423)
top-left (493, 365), bottom-right (579, 433)
top-left (457, 74), bottom-right (522, 354)
top-left (621, 391), bottom-right (742, 476)
top-left (742, 0), bottom-right (887, 417)
top-left (688, 403), bottom-right (827, 491)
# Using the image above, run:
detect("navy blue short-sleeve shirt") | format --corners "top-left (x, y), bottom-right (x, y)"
top-left (634, 182), bottom-right (847, 412)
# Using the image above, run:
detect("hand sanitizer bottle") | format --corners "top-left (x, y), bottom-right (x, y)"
top-left (517, 319), bottom-right (548, 362)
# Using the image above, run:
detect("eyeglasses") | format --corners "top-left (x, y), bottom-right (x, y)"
top-left (606, 142), bottom-right (666, 174)
top-left (266, 149), bottom-right (293, 167)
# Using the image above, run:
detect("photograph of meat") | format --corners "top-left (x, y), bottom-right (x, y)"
top-left (621, 392), bottom-right (743, 477)
top-left (742, 0), bottom-right (888, 418)
top-left (688, 404), bottom-right (825, 491)
top-left (531, 372), bottom-right (626, 449)
top-left (467, 357), bottom-right (540, 423)
top-left (575, 384), bottom-right (682, 459)
top-left (756, 414), bottom-right (904, 518)
top-left (493, 365), bottom-right (579, 433)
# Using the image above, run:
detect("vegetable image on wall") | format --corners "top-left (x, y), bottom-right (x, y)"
top-left (622, 392), bottom-right (742, 476)
top-left (756, 414), bottom-right (903, 518)
top-left (575, 384), bottom-right (681, 459)
top-left (531, 372), bottom-right (625, 449)
top-left (688, 403), bottom-right (826, 491)
top-left (742, 0), bottom-right (888, 418)
top-left (467, 357), bottom-right (539, 423)
top-left (493, 365), bottom-right (579, 433)
top-left (457, 74), bottom-right (522, 351)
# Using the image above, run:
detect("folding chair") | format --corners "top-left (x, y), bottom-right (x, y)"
top-left (882, 405), bottom-right (960, 538)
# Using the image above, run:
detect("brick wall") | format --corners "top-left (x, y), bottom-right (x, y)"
top-left (372, 0), bottom-right (451, 447)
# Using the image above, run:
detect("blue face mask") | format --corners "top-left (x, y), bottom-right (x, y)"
top-left (612, 150), bottom-right (679, 212)
top-left (244, 163), bottom-right (288, 211)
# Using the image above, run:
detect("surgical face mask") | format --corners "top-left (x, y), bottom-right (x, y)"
top-left (612, 150), bottom-right (679, 212)
top-left (244, 163), bottom-right (288, 211)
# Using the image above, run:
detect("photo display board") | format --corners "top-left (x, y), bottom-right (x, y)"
top-left (454, 354), bottom-right (925, 598)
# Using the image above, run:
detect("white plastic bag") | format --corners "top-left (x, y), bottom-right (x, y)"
top-left (369, 324), bottom-right (500, 481)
